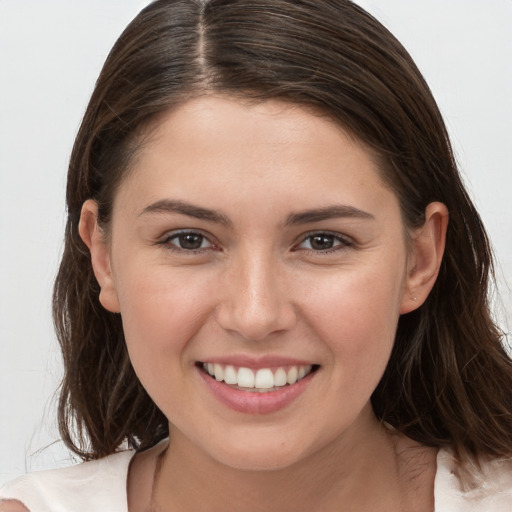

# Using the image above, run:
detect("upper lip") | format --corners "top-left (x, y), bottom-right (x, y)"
top-left (197, 354), bottom-right (318, 370)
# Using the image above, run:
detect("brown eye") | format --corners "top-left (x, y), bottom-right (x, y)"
top-left (166, 231), bottom-right (213, 251)
top-left (309, 235), bottom-right (336, 250)
top-left (177, 233), bottom-right (204, 250)
top-left (297, 232), bottom-right (352, 252)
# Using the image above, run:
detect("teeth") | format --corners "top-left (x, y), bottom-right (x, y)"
top-left (254, 368), bottom-right (274, 389)
top-left (286, 366), bottom-right (298, 385)
top-left (274, 367), bottom-right (287, 387)
top-left (202, 363), bottom-right (314, 391)
top-left (223, 365), bottom-right (238, 385)
top-left (237, 367), bottom-right (255, 388)
top-left (214, 364), bottom-right (224, 382)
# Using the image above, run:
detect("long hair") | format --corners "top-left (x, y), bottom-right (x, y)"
top-left (53, 0), bottom-right (512, 461)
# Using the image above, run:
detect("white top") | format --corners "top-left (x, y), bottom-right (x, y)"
top-left (1, 447), bottom-right (512, 511)
top-left (0, 450), bottom-right (133, 512)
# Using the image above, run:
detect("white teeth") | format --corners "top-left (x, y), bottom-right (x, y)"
top-left (223, 365), bottom-right (238, 385)
top-left (203, 363), bottom-right (315, 390)
top-left (254, 368), bottom-right (274, 389)
top-left (237, 367), bottom-right (255, 388)
top-left (286, 366), bottom-right (298, 385)
top-left (214, 363), bottom-right (224, 382)
top-left (274, 367), bottom-right (287, 387)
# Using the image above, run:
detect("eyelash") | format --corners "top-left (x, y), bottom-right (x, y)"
top-left (158, 230), bottom-right (353, 255)
top-left (158, 230), bottom-right (217, 254)
top-left (294, 231), bottom-right (354, 254)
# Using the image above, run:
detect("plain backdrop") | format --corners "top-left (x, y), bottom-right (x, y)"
top-left (1, 0), bottom-right (511, 485)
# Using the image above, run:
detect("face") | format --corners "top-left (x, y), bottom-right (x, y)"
top-left (86, 96), bottom-right (425, 471)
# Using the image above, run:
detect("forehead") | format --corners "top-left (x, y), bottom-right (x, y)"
top-left (149, 95), bottom-right (369, 157)
top-left (115, 95), bottom-right (397, 221)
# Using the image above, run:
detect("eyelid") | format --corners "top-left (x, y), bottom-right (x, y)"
top-left (293, 230), bottom-right (354, 252)
top-left (158, 229), bottom-right (219, 253)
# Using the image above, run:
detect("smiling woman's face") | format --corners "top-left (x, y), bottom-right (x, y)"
top-left (81, 96), bottom-right (435, 471)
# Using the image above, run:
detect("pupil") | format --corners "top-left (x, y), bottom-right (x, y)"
top-left (180, 233), bottom-right (203, 250)
top-left (311, 235), bottom-right (334, 250)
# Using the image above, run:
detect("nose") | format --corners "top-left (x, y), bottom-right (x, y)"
top-left (215, 249), bottom-right (297, 341)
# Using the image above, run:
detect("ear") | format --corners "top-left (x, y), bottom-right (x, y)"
top-left (400, 202), bottom-right (449, 314)
top-left (78, 199), bottom-right (120, 313)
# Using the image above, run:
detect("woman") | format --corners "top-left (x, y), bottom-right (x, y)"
top-left (1, 0), bottom-right (512, 510)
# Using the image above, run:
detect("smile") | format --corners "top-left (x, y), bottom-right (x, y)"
top-left (196, 358), bottom-right (320, 414)
top-left (200, 362), bottom-right (316, 392)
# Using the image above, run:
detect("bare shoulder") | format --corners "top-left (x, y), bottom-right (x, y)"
top-left (0, 500), bottom-right (29, 512)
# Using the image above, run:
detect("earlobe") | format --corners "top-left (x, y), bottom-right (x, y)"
top-left (78, 200), bottom-right (120, 313)
top-left (400, 202), bottom-right (449, 314)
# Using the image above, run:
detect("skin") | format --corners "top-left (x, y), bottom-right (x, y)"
top-left (77, 96), bottom-right (448, 511)
top-left (0, 503), bottom-right (28, 512)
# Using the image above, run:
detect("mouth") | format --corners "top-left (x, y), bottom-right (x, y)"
top-left (197, 362), bottom-right (320, 393)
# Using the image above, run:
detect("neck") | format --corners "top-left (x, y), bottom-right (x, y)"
top-left (141, 409), bottom-right (435, 512)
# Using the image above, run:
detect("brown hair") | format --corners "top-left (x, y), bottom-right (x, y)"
top-left (53, 0), bottom-right (512, 461)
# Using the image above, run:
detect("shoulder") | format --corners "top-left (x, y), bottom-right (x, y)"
top-left (0, 501), bottom-right (29, 512)
top-left (0, 449), bottom-right (135, 512)
top-left (435, 448), bottom-right (512, 511)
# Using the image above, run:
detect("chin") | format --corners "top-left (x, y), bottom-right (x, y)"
top-left (198, 430), bottom-right (317, 472)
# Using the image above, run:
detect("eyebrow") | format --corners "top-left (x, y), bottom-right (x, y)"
top-left (139, 199), bottom-right (231, 226)
top-left (139, 199), bottom-right (374, 226)
top-left (285, 205), bottom-right (374, 225)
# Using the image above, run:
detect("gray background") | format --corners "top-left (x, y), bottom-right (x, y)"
top-left (1, 0), bottom-right (511, 485)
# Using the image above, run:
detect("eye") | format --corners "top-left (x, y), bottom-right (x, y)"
top-left (296, 232), bottom-right (352, 252)
top-left (162, 230), bottom-right (215, 252)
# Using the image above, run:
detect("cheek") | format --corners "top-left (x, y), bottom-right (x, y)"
top-left (112, 265), bottom-right (222, 419)
top-left (297, 260), bottom-right (405, 377)
top-left (113, 264), bottom-right (215, 375)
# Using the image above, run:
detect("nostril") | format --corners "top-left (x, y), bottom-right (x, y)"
top-left (215, 300), bottom-right (298, 342)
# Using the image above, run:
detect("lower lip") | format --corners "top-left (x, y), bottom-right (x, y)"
top-left (198, 368), bottom-right (315, 414)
